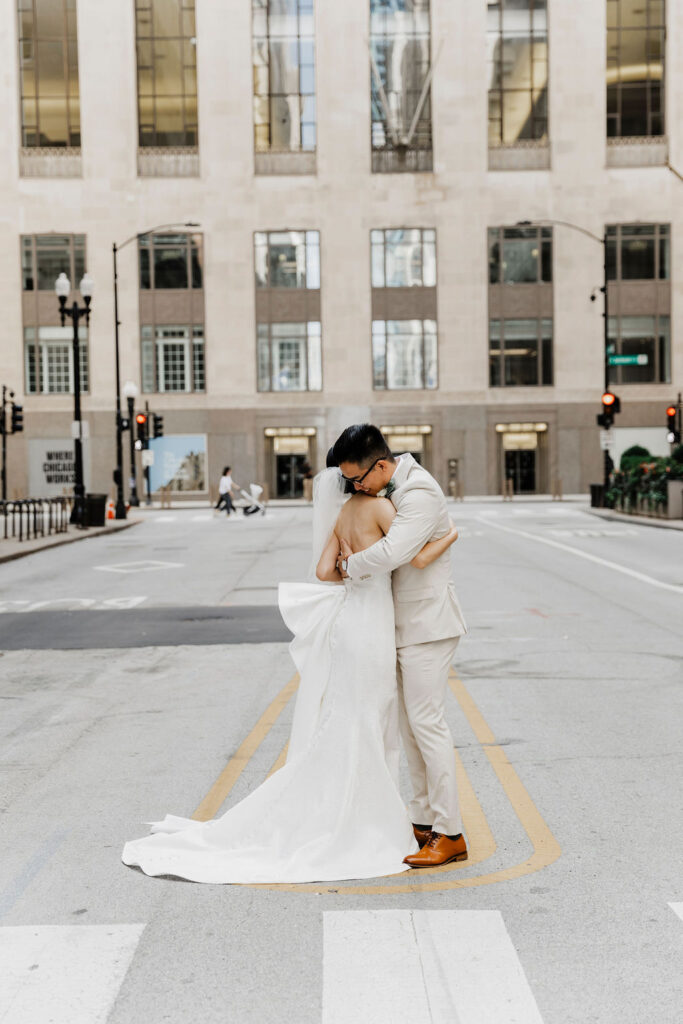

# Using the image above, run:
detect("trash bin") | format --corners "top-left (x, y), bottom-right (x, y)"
top-left (84, 493), bottom-right (107, 527)
top-left (590, 484), bottom-right (604, 508)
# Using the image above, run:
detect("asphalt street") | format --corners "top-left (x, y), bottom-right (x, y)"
top-left (0, 500), bottom-right (682, 1024)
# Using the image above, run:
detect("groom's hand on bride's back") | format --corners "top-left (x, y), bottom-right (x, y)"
top-left (336, 537), bottom-right (352, 578)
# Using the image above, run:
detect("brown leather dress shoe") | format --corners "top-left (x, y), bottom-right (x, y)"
top-left (412, 824), bottom-right (432, 848)
top-left (403, 832), bottom-right (468, 868)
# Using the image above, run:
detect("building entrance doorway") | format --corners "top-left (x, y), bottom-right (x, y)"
top-left (496, 422), bottom-right (548, 494)
top-left (265, 428), bottom-right (317, 498)
top-left (381, 424), bottom-right (432, 470)
top-left (504, 448), bottom-right (536, 493)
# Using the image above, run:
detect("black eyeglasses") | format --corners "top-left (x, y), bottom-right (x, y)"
top-left (341, 457), bottom-right (382, 485)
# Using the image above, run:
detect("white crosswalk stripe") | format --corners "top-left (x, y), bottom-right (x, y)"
top-left (669, 902), bottom-right (683, 921)
top-left (323, 910), bottom-right (544, 1024)
top-left (0, 924), bottom-right (145, 1024)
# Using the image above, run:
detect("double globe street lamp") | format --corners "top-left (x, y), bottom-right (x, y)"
top-left (55, 270), bottom-right (93, 528)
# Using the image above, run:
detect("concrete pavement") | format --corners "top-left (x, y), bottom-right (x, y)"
top-left (0, 502), bottom-right (681, 1023)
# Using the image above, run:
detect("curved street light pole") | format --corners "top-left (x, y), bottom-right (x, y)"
top-left (516, 218), bottom-right (611, 489)
top-left (112, 221), bottom-right (199, 519)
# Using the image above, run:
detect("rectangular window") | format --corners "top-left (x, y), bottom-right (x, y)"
top-left (140, 324), bottom-right (205, 392)
top-left (488, 226), bottom-right (552, 284)
top-left (252, 0), bottom-right (316, 152)
top-left (487, 0), bottom-right (548, 146)
top-left (608, 314), bottom-right (670, 383)
top-left (18, 0), bottom-right (81, 148)
top-left (139, 233), bottom-right (203, 289)
top-left (606, 0), bottom-right (665, 137)
top-left (135, 0), bottom-right (198, 147)
top-left (489, 317), bottom-right (552, 387)
top-left (606, 223), bottom-right (669, 280)
top-left (371, 228), bottom-right (436, 287)
top-left (370, 0), bottom-right (432, 171)
top-left (257, 321), bottom-right (322, 392)
top-left (372, 319), bottom-right (437, 390)
top-left (24, 325), bottom-right (88, 394)
top-left (254, 230), bottom-right (319, 289)
top-left (21, 234), bottom-right (86, 291)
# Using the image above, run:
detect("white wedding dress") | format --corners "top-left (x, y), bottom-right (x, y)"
top-left (122, 564), bottom-right (417, 883)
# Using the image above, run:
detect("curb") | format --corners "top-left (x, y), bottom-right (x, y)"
top-left (0, 518), bottom-right (141, 565)
top-left (586, 508), bottom-right (683, 531)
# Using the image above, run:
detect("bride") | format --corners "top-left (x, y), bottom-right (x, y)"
top-left (121, 468), bottom-right (458, 884)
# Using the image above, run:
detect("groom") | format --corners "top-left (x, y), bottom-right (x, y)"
top-left (332, 424), bottom-right (468, 868)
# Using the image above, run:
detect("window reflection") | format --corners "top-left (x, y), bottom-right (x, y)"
top-left (488, 226), bottom-right (552, 284)
top-left (135, 0), bottom-right (198, 148)
top-left (253, 0), bottom-right (316, 152)
top-left (254, 231), bottom-right (320, 288)
top-left (487, 0), bottom-right (548, 146)
top-left (371, 228), bottom-right (436, 287)
top-left (606, 0), bottom-right (665, 137)
top-left (372, 318), bottom-right (437, 390)
top-left (18, 0), bottom-right (81, 147)
top-left (370, 0), bottom-right (432, 170)
top-left (257, 321), bottom-right (322, 392)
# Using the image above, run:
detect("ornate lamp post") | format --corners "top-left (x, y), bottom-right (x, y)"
top-left (123, 379), bottom-right (139, 506)
top-left (55, 270), bottom-right (93, 527)
top-left (112, 220), bottom-right (199, 519)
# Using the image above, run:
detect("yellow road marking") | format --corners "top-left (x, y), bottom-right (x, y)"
top-left (191, 673), bottom-right (299, 822)
top-left (191, 669), bottom-right (561, 893)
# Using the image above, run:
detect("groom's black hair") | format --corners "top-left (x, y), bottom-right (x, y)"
top-left (331, 424), bottom-right (394, 469)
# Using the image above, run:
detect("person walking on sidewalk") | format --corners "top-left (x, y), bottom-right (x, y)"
top-left (215, 466), bottom-right (237, 516)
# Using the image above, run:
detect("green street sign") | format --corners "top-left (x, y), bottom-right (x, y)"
top-left (608, 354), bottom-right (648, 366)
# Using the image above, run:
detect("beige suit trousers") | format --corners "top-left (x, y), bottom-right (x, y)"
top-left (396, 636), bottom-right (462, 837)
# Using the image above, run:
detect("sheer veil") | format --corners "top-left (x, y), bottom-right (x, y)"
top-left (308, 467), bottom-right (347, 580)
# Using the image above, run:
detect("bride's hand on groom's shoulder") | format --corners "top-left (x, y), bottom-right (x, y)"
top-left (336, 537), bottom-right (352, 578)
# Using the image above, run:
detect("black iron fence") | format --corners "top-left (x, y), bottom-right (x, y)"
top-left (1, 497), bottom-right (72, 542)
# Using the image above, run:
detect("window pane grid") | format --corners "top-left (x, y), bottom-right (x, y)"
top-left (22, 233), bottom-right (86, 292)
top-left (371, 318), bottom-right (437, 390)
top-left (608, 314), bottom-right (670, 383)
top-left (256, 320), bottom-right (322, 392)
top-left (254, 230), bottom-right (319, 289)
top-left (488, 225), bottom-right (552, 284)
top-left (370, 0), bottom-right (433, 155)
top-left (371, 228), bottom-right (437, 288)
top-left (24, 326), bottom-right (89, 395)
top-left (136, 0), bottom-right (198, 147)
top-left (489, 317), bottom-right (553, 387)
top-left (18, 0), bottom-right (81, 148)
top-left (487, 0), bottom-right (548, 146)
top-left (606, 0), bottom-right (665, 138)
top-left (140, 324), bottom-right (204, 392)
top-left (606, 223), bottom-right (669, 281)
top-left (139, 233), bottom-right (202, 289)
top-left (252, 0), bottom-right (316, 152)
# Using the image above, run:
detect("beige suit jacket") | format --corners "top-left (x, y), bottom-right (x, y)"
top-left (346, 454), bottom-right (467, 648)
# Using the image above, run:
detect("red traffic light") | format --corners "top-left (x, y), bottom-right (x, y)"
top-left (602, 392), bottom-right (617, 407)
top-left (135, 413), bottom-right (147, 425)
top-left (666, 405), bottom-right (676, 418)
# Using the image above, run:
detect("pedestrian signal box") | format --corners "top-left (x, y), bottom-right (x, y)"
top-left (666, 405), bottom-right (681, 445)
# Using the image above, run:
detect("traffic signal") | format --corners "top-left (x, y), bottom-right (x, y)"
top-left (152, 413), bottom-right (164, 438)
top-left (135, 412), bottom-right (148, 446)
top-left (10, 402), bottom-right (23, 433)
top-left (666, 404), bottom-right (681, 445)
top-left (597, 391), bottom-right (621, 428)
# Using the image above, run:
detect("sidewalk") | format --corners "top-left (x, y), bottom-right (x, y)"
top-left (587, 507), bottom-right (683, 531)
top-left (0, 518), bottom-right (140, 564)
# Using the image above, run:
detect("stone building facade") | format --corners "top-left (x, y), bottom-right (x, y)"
top-left (0, 0), bottom-right (681, 501)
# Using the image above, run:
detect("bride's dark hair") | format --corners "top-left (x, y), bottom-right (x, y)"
top-left (332, 424), bottom-right (394, 468)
